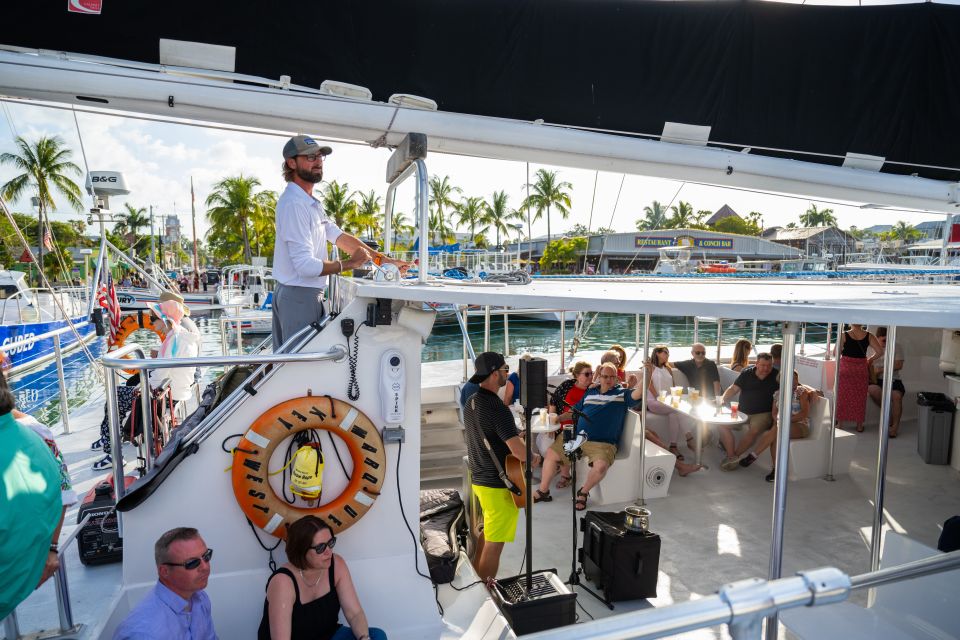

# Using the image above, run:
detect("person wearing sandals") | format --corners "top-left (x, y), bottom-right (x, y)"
top-left (258, 516), bottom-right (386, 640)
top-left (835, 324), bottom-right (882, 433)
top-left (644, 346), bottom-right (700, 463)
top-left (535, 362), bottom-right (644, 511)
top-left (867, 327), bottom-right (905, 438)
top-left (545, 361), bottom-right (594, 490)
top-left (462, 352), bottom-right (541, 581)
top-left (737, 370), bottom-right (811, 481)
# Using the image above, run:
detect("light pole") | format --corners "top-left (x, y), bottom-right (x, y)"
top-left (31, 196), bottom-right (42, 285)
top-left (512, 223), bottom-right (523, 267)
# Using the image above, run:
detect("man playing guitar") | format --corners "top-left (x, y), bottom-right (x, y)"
top-left (463, 351), bottom-right (541, 581)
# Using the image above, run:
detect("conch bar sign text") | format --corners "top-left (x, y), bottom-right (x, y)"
top-left (634, 237), bottom-right (734, 249)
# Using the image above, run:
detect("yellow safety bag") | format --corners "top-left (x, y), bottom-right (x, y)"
top-left (290, 443), bottom-right (324, 500)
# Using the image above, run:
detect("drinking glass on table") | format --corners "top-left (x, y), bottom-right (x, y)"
top-left (690, 389), bottom-right (700, 402)
top-left (730, 401), bottom-right (740, 418)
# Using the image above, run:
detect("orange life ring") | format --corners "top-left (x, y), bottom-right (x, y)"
top-left (231, 396), bottom-right (386, 539)
top-left (109, 311), bottom-right (167, 374)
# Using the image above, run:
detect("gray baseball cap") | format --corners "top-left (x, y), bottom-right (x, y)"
top-left (282, 135), bottom-right (333, 159)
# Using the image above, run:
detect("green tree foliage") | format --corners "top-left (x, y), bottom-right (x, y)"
top-left (635, 200), bottom-right (669, 231)
top-left (880, 220), bottom-right (922, 245)
top-left (712, 215), bottom-right (762, 236)
top-left (428, 175), bottom-right (461, 245)
top-left (799, 203), bottom-right (837, 227)
top-left (351, 190), bottom-right (383, 240)
top-left (539, 236), bottom-right (587, 274)
top-left (205, 175), bottom-right (275, 264)
top-left (667, 201), bottom-right (694, 228)
top-left (522, 169), bottom-right (572, 243)
top-left (485, 190), bottom-right (520, 248)
top-left (454, 196), bottom-right (489, 247)
top-left (320, 181), bottom-right (357, 232)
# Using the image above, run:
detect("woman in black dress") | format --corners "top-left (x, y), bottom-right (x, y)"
top-left (258, 516), bottom-right (386, 640)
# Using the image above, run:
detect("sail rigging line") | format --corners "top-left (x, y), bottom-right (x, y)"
top-left (0, 100), bottom-right (19, 141)
top-left (581, 170), bottom-right (599, 274)
top-left (619, 182), bottom-right (687, 276)
top-left (371, 103), bottom-right (402, 149)
top-left (593, 173), bottom-right (626, 280)
top-left (0, 193), bottom-right (104, 380)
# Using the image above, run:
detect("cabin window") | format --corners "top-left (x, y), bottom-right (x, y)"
top-left (0, 285), bottom-right (20, 299)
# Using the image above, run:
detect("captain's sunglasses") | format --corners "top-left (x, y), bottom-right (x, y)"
top-left (163, 548), bottom-right (213, 570)
top-left (312, 537), bottom-right (337, 554)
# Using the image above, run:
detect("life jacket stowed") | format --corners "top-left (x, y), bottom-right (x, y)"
top-left (290, 443), bottom-right (324, 500)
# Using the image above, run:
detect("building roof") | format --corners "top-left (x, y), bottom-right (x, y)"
top-left (765, 226), bottom-right (853, 241)
top-left (706, 204), bottom-right (740, 226)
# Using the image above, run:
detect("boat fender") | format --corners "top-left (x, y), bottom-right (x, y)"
top-left (232, 395), bottom-right (385, 538)
top-left (939, 329), bottom-right (960, 374)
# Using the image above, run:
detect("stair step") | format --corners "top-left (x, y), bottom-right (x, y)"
top-left (422, 421), bottom-right (463, 432)
top-left (421, 444), bottom-right (467, 461)
top-left (422, 401), bottom-right (458, 413)
top-left (421, 464), bottom-right (465, 482)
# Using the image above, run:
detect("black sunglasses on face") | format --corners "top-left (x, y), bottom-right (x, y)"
top-left (693, 351), bottom-right (705, 355)
top-left (163, 548), bottom-right (213, 570)
top-left (312, 537), bottom-right (337, 554)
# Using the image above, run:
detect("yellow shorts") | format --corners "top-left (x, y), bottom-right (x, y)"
top-left (472, 484), bottom-right (519, 543)
top-left (550, 436), bottom-right (617, 467)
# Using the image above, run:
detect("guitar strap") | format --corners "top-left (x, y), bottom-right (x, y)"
top-left (471, 397), bottom-right (522, 496)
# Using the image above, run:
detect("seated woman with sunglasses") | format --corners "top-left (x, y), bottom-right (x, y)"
top-left (258, 516), bottom-right (386, 640)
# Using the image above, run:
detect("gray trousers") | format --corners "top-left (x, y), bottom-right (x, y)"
top-left (272, 283), bottom-right (326, 347)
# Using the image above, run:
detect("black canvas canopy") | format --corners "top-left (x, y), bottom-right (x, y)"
top-left (4, 1), bottom-right (960, 181)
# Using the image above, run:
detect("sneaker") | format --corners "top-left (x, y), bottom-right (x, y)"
top-left (765, 471), bottom-right (775, 482)
top-left (90, 437), bottom-right (105, 451)
top-left (720, 457), bottom-right (741, 471)
top-left (92, 454), bottom-right (113, 471)
top-left (739, 453), bottom-right (758, 468)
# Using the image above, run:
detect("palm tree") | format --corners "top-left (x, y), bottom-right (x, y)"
top-left (428, 175), bottom-right (461, 245)
top-left (205, 175), bottom-right (272, 264)
top-left (250, 190), bottom-right (277, 257)
top-left (454, 196), bottom-right (490, 247)
top-left (321, 181), bottom-right (357, 232)
top-left (116, 203), bottom-right (149, 237)
top-left (522, 169), bottom-right (572, 244)
top-left (484, 190), bottom-right (519, 248)
top-left (635, 200), bottom-right (670, 230)
top-left (799, 203), bottom-right (837, 227)
top-left (667, 201), bottom-right (694, 229)
top-left (352, 190), bottom-right (383, 239)
top-left (1, 135), bottom-right (83, 277)
top-left (890, 220), bottom-right (922, 245)
top-left (391, 211), bottom-right (414, 248)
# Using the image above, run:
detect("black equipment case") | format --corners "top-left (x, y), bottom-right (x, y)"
top-left (419, 489), bottom-right (467, 584)
top-left (579, 510), bottom-right (661, 601)
top-left (77, 474), bottom-right (136, 566)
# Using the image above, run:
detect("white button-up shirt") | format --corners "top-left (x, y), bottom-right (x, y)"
top-left (273, 182), bottom-right (343, 288)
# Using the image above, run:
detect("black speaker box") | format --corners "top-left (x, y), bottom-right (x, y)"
top-left (490, 570), bottom-right (576, 635)
top-left (579, 510), bottom-right (661, 601)
top-left (520, 357), bottom-right (548, 410)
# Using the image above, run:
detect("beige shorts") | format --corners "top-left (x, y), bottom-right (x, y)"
top-left (549, 435), bottom-right (616, 466)
top-left (746, 412), bottom-right (773, 433)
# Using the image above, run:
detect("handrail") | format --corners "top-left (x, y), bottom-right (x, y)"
top-left (0, 320), bottom-right (90, 351)
top-left (102, 347), bottom-right (347, 371)
top-left (525, 550), bottom-right (960, 640)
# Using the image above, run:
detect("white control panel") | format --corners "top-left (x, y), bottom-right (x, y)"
top-left (381, 349), bottom-right (405, 424)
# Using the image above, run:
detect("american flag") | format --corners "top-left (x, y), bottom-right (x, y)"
top-left (97, 274), bottom-right (122, 342)
top-left (42, 227), bottom-right (53, 251)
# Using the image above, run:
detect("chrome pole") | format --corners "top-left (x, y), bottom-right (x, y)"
top-left (799, 323), bottom-right (807, 356)
top-left (870, 325), bottom-right (898, 572)
top-left (716, 319), bottom-right (723, 362)
top-left (415, 159), bottom-right (430, 284)
top-left (462, 306), bottom-right (469, 381)
top-left (53, 560), bottom-right (76, 633)
top-left (824, 323), bottom-right (833, 360)
top-left (825, 320), bottom-right (844, 481)
top-left (765, 320), bottom-right (798, 640)
top-left (693, 316), bottom-right (699, 344)
top-left (635, 313), bottom-right (640, 349)
top-left (140, 364), bottom-right (155, 473)
top-left (236, 314), bottom-right (242, 355)
top-left (643, 314), bottom-right (651, 361)
top-left (53, 334), bottom-right (71, 434)
top-left (484, 305), bottom-right (491, 353)
top-left (504, 309), bottom-right (510, 356)
top-left (105, 364), bottom-right (125, 537)
top-left (636, 317), bottom-right (650, 506)
top-left (220, 318), bottom-right (228, 356)
top-left (752, 319), bottom-right (758, 346)
top-left (559, 311), bottom-right (566, 372)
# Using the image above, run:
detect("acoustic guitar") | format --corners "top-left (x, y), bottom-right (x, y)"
top-left (505, 455), bottom-right (527, 508)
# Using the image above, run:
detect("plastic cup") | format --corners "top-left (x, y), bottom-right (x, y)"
top-left (690, 389), bottom-right (700, 402)
top-left (730, 401), bottom-right (739, 418)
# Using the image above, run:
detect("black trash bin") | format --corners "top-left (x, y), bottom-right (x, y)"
top-left (916, 392), bottom-right (955, 465)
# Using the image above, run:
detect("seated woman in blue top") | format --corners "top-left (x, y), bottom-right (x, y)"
top-left (259, 516), bottom-right (386, 640)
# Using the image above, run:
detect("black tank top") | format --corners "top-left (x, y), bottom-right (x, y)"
top-left (841, 333), bottom-right (870, 358)
top-left (257, 564), bottom-right (341, 640)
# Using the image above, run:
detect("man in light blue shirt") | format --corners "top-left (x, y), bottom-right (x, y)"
top-left (114, 528), bottom-right (217, 640)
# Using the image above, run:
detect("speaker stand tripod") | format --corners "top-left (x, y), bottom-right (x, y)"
top-left (563, 446), bottom-right (614, 610)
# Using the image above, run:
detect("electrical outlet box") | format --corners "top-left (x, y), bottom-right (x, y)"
top-left (383, 427), bottom-right (406, 443)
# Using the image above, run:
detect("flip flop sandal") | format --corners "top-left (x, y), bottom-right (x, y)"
top-left (556, 474), bottom-right (573, 490)
top-left (533, 489), bottom-right (552, 503)
top-left (575, 489), bottom-right (588, 511)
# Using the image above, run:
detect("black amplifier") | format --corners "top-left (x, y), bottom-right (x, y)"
top-left (579, 510), bottom-right (661, 601)
top-left (77, 475), bottom-right (135, 566)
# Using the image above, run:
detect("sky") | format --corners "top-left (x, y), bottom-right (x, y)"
top-left (0, 99), bottom-right (951, 249)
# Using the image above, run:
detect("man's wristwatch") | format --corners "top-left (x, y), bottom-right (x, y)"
top-left (49, 543), bottom-right (59, 553)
